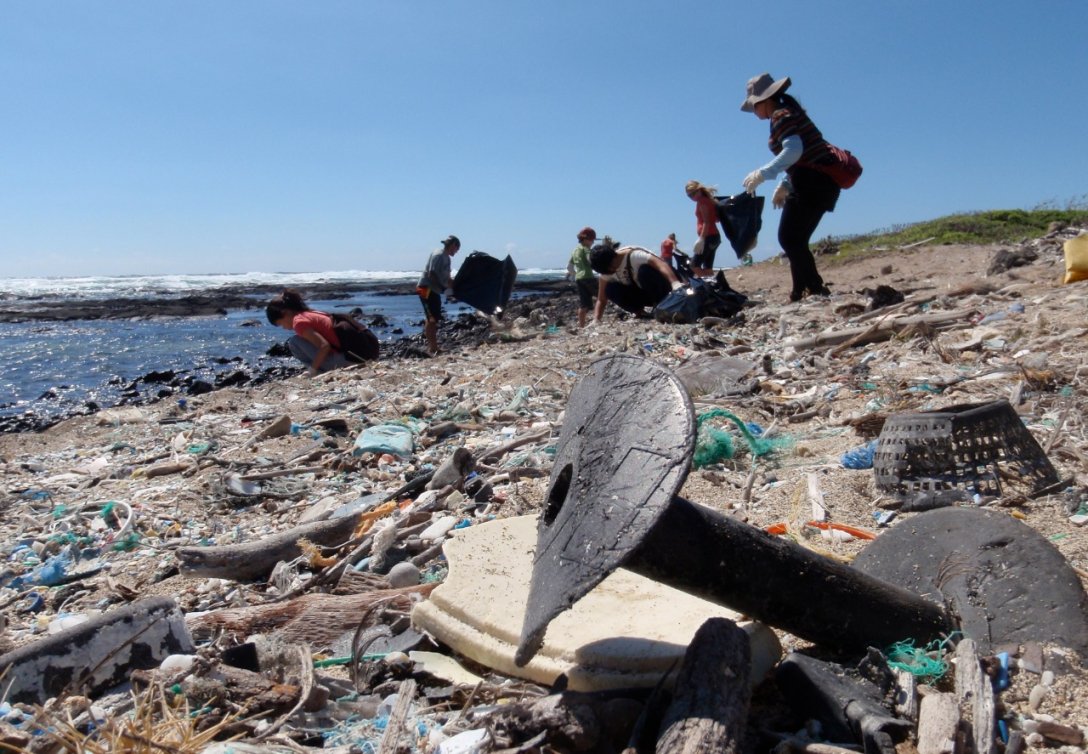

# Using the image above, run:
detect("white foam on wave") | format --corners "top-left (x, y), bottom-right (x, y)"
top-left (0, 267), bottom-right (566, 301)
top-left (0, 270), bottom-right (414, 301)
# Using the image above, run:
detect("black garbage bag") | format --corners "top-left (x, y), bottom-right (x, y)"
top-left (653, 274), bottom-right (748, 324)
top-left (670, 249), bottom-right (696, 281)
top-left (653, 285), bottom-right (701, 324)
top-left (451, 251), bottom-right (518, 316)
top-left (716, 192), bottom-right (765, 258)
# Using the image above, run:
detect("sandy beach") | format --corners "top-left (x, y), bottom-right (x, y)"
top-left (2, 232), bottom-right (1088, 751)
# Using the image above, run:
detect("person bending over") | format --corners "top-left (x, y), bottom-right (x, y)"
top-left (266, 289), bottom-right (352, 377)
top-left (591, 239), bottom-right (683, 321)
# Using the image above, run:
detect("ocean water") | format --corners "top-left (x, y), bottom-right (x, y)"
top-left (0, 269), bottom-right (563, 427)
top-left (0, 270), bottom-right (419, 301)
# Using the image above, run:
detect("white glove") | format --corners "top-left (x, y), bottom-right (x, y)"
top-left (772, 182), bottom-right (789, 209)
top-left (670, 280), bottom-right (685, 292)
top-left (743, 170), bottom-right (766, 194)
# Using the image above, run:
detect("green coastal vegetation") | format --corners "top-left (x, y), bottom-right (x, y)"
top-left (823, 202), bottom-right (1088, 260)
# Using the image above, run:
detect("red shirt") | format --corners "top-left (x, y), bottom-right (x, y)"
top-left (695, 194), bottom-right (720, 238)
top-left (293, 311), bottom-right (341, 349)
top-left (660, 237), bottom-right (675, 260)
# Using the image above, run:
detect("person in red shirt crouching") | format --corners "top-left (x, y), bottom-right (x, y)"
top-left (266, 288), bottom-right (353, 377)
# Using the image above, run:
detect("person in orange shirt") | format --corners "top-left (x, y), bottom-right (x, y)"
top-left (660, 232), bottom-right (678, 269)
top-left (685, 181), bottom-right (721, 278)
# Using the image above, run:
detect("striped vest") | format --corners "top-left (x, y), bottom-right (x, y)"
top-left (768, 104), bottom-right (833, 172)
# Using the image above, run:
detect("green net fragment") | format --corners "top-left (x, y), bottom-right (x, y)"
top-left (885, 634), bottom-right (960, 682)
top-left (693, 409), bottom-right (791, 468)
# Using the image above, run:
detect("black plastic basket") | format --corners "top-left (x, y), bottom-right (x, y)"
top-left (873, 400), bottom-right (1059, 507)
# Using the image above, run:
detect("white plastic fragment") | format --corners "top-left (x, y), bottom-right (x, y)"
top-left (420, 515), bottom-right (458, 541)
top-left (1028, 683), bottom-right (1047, 713)
top-left (160, 653), bottom-right (197, 674)
top-left (410, 650), bottom-right (486, 686)
top-left (435, 727), bottom-right (490, 754)
top-left (47, 614), bottom-right (89, 634)
top-left (224, 472), bottom-right (262, 497)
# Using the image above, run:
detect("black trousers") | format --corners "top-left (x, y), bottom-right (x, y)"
top-left (780, 167), bottom-right (840, 297)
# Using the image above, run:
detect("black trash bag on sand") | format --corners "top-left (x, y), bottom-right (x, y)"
top-left (653, 273), bottom-right (748, 325)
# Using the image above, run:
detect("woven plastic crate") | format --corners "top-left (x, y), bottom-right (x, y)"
top-left (873, 400), bottom-right (1059, 506)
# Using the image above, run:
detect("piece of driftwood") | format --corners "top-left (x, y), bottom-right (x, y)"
top-left (333, 569), bottom-right (392, 594)
top-left (1034, 720), bottom-right (1085, 746)
top-left (892, 669), bottom-right (918, 721)
top-left (306, 512), bottom-right (434, 596)
top-left (186, 585), bottom-right (433, 644)
top-left (785, 309), bottom-right (972, 351)
top-left (140, 460), bottom-right (196, 478)
top-left (240, 465), bottom-right (326, 481)
top-left (851, 297), bottom-right (924, 322)
top-left (244, 414), bottom-right (292, 447)
top-left (182, 662), bottom-right (300, 718)
top-left (423, 420), bottom-right (484, 437)
top-left (254, 644), bottom-right (314, 742)
top-left (476, 427), bottom-right (550, 464)
top-left (900, 236), bottom-right (937, 250)
top-left (378, 678), bottom-right (418, 754)
top-left (954, 639), bottom-right (995, 754)
top-left (916, 691), bottom-right (958, 754)
top-left (655, 617), bottom-right (751, 754)
top-left (176, 513), bottom-right (361, 580)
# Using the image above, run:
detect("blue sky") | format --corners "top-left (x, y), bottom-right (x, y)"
top-left (2, 1), bottom-right (1086, 278)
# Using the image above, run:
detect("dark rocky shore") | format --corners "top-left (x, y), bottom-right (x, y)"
top-left (0, 278), bottom-right (571, 323)
top-left (0, 283), bottom-right (575, 434)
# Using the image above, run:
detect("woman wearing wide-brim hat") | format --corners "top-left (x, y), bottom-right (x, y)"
top-left (740, 73), bottom-right (838, 303)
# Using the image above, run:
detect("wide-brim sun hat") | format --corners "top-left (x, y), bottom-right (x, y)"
top-left (740, 73), bottom-right (791, 112)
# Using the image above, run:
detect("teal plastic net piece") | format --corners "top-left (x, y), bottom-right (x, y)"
top-left (693, 409), bottom-right (790, 468)
top-left (694, 422), bottom-right (735, 468)
top-left (885, 633), bottom-right (960, 682)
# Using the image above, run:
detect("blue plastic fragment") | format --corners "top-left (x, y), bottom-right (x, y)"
top-left (873, 510), bottom-right (897, 527)
top-left (21, 592), bottom-right (45, 613)
top-left (841, 440), bottom-right (879, 470)
top-left (994, 651), bottom-right (1010, 691)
